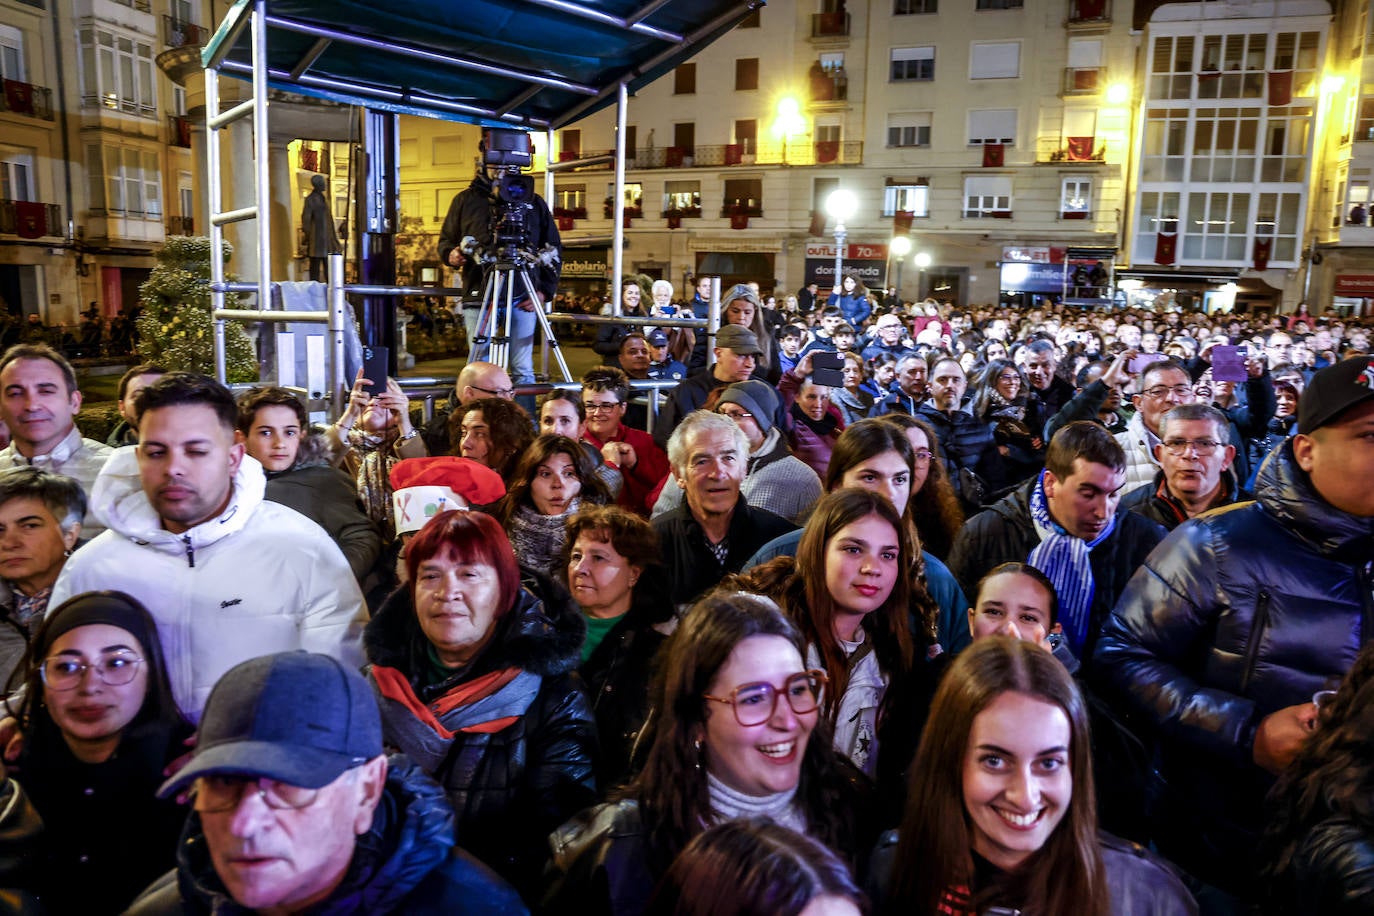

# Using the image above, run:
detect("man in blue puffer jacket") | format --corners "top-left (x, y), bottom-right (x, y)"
top-left (1095, 356), bottom-right (1374, 908)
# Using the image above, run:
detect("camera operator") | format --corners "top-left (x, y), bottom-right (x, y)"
top-left (438, 129), bottom-right (562, 385)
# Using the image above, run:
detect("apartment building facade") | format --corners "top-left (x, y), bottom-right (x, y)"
top-left (0, 0), bottom-right (205, 325)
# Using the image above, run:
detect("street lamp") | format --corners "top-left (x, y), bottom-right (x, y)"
top-left (889, 235), bottom-right (912, 305)
top-left (825, 188), bottom-right (858, 293)
top-left (772, 96), bottom-right (807, 165)
top-left (913, 251), bottom-right (931, 300)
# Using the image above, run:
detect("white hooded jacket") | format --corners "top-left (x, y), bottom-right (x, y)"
top-left (49, 447), bottom-right (367, 720)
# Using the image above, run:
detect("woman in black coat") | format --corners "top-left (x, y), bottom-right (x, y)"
top-left (364, 509), bottom-right (598, 901)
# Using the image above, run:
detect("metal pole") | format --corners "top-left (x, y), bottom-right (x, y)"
top-left (206, 67), bottom-right (228, 384)
top-left (832, 221), bottom-right (847, 292)
top-left (706, 276), bottom-right (721, 367)
top-left (611, 81), bottom-right (628, 316)
top-left (544, 125), bottom-right (555, 204)
top-left (328, 252), bottom-right (346, 418)
top-left (251, 0), bottom-right (271, 315)
top-left (895, 261), bottom-right (903, 306)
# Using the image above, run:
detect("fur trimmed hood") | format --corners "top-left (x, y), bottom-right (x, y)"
top-left (364, 566), bottom-right (586, 683)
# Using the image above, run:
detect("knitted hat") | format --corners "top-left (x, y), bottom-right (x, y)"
top-left (717, 380), bottom-right (778, 433)
top-left (1297, 356), bottom-right (1374, 434)
top-left (389, 457), bottom-right (505, 534)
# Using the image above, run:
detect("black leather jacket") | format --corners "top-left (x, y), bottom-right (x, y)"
top-left (866, 829), bottom-right (1198, 915)
top-left (437, 170), bottom-right (561, 304)
top-left (1267, 818), bottom-right (1374, 915)
top-left (1095, 440), bottom-right (1374, 893)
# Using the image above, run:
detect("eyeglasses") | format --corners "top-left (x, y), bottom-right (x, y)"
top-left (193, 775), bottom-right (324, 813)
top-left (913, 448), bottom-right (934, 463)
top-left (717, 408), bottom-right (754, 421)
top-left (704, 670), bottom-right (828, 727)
top-left (1142, 385), bottom-right (1193, 401)
top-left (997, 373), bottom-right (1020, 383)
top-left (1161, 437), bottom-right (1221, 456)
top-left (470, 384), bottom-right (516, 399)
top-left (41, 653), bottom-right (144, 691)
top-left (585, 401), bottom-right (623, 413)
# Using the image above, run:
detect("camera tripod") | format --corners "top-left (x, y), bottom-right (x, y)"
top-left (469, 256), bottom-right (573, 383)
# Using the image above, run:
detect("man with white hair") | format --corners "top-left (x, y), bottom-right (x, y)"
top-left (651, 411), bottom-right (795, 609)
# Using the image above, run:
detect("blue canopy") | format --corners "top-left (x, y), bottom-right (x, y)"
top-left (202, 0), bottom-right (763, 129)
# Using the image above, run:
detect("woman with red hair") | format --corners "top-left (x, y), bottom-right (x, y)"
top-left (364, 509), bottom-right (598, 900)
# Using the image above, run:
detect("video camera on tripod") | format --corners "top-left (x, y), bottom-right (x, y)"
top-left (459, 128), bottom-right (560, 272)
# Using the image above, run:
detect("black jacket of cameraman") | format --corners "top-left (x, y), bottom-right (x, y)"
top-left (438, 169), bottom-right (562, 305)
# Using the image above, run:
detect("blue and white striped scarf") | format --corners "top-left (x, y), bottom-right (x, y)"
top-left (1026, 470), bottom-right (1115, 655)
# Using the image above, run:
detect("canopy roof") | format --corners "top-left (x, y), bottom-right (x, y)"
top-left (202, 0), bottom-right (763, 130)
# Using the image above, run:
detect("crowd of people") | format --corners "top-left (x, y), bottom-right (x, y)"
top-left (0, 279), bottom-right (1366, 915)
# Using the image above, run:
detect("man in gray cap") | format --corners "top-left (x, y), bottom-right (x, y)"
top-left (651, 379), bottom-right (822, 524)
top-left (129, 652), bottom-right (525, 915)
top-left (1094, 355), bottom-right (1374, 906)
top-left (653, 324), bottom-right (781, 448)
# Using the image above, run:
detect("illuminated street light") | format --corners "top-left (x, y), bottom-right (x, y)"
top-left (1105, 82), bottom-right (1130, 105)
top-left (773, 96), bottom-right (807, 165)
top-left (825, 188), bottom-right (858, 292)
top-left (889, 235), bottom-right (912, 304)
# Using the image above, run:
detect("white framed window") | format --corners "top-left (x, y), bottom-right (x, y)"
top-left (178, 174), bottom-right (193, 217)
top-left (970, 41), bottom-right (1020, 79)
top-left (79, 27), bottom-right (157, 116)
top-left (664, 179), bottom-right (701, 213)
top-left (891, 46), bottom-right (935, 82)
top-left (0, 147), bottom-right (35, 202)
top-left (888, 112), bottom-right (932, 148)
top-left (1061, 177), bottom-right (1092, 217)
top-left (85, 143), bottom-right (162, 216)
top-left (815, 122), bottom-right (842, 143)
top-left (1183, 192), bottom-right (1247, 261)
top-left (1134, 191), bottom-right (1180, 262)
top-left (968, 109), bottom-right (1017, 145)
top-left (172, 86), bottom-right (187, 116)
top-left (819, 51), bottom-right (845, 72)
top-left (0, 25), bottom-right (25, 82)
top-left (556, 183), bottom-right (586, 212)
top-left (964, 176), bottom-right (1012, 217)
top-left (1257, 192), bottom-right (1302, 261)
top-left (883, 183), bottom-right (930, 217)
top-left (399, 190), bottom-right (419, 219)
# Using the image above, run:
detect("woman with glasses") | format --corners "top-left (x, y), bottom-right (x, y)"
top-left (971, 357), bottom-right (1042, 486)
top-left (544, 591), bottom-right (873, 916)
top-left (492, 435), bottom-right (611, 572)
top-left (7, 590), bottom-right (191, 914)
top-left (579, 367), bottom-right (670, 516)
top-left (365, 509), bottom-right (597, 899)
top-left (870, 637), bottom-right (1195, 915)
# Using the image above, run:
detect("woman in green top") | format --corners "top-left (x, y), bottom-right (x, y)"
top-left (566, 504), bottom-right (673, 787)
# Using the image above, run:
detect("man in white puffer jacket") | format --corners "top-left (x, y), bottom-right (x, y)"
top-left (49, 373), bottom-right (366, 721)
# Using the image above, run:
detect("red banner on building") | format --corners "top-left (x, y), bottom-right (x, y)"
top-left (1155, 232), bottom-right (1178, 265)
top-left (3, 80), bottom-right (34, 116)
top-left (815, 140), bottom-right (839, 163)
top-left (809, 210), bottom-right (826, 236)
top-left (1066, 136), bottom-right (1095, 161)
top-left (1268, 70), bottom-right (1293, 106)
top-left (1253, 237), bottom-right (1272, 271)
top-left (982, 143), bottom-right (1005, 168)
top-left (14, 202), bottom-right (45, 239)
top-left (893, 210), bottom-right (914, 233)
top-left (1334, 274), bottom-right (1374, 297)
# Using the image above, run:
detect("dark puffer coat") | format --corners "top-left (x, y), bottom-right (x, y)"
top-left (1268, 818), bottom-right (1374, 915)
top-left (126, 758), bottom-right (528, 915)
top-left (364, 571), bottom-right (599, 898)
top-left (1095, 440), bottom-right (1374, 894)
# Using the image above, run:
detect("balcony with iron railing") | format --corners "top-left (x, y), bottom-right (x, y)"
top-left (1063, 67), bottom-right (1105, 95)
top-left (166, 215), bottom-right (194, 235)
top-left (809, 72), bottom-right (849, 103)
top-left (0, 200), bottom-right (63, 238)
top-left (163, 15), bottom-right (209, 49)
top-left (1066, 0), bottom-right (1110, 25)
top-left (810, 11), bottom-right (850, 38)
top-left (1036, 137), bottom-right (1107, 163)
top-left (168, 115), bottom-right (192, 148)
top-left (574, 139), bottom-right (864, 170)
top-left (1, 79), bottom-right (54, 120)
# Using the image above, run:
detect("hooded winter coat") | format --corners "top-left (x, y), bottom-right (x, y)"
top-left (364, 571), bottom-right (599, 898)
top-left (1095, 440), bottom-right (1374, 895)
top-left (125, 758), bottom-right (528, 915)
top-left (263, 429), bottom-right (382, 581)
top-left (47, 448), bottom-right (367, 720)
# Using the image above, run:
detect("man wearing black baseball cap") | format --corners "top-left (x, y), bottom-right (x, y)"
top-left (652, 324), bottom-right (783, 448)
top-left (1094, 355), bottom-right (1374, 906)
top-left (128, 652), bottom-right (524, 914)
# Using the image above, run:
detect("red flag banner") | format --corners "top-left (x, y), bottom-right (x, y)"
top-left (894, 210), bottom-right (914, 233)
top-left (556, 216), bottom-right (575, 232)
top-left (723, 144), bottom-right (743, 166)
top-left (1268, 71), bottom-right (1293, 106)
top-left (730, 212), bottom-right (749, 230)
top-left (14, 202), bottom-right (46, 239)
top-left (1155, 232), bottom-right (1178, 265)
top-left (1253, 237), bottom-right (1272, 271)
top-left (1066, 136), bottom-right (1095, 161)
top-left (1071, 0), bottom-right (1105, 20)
top-left (666, 213), bottom-right (681, 229)
top-left (300, 148), bottom-right (318, 172)
top-left (809, 210), bottom-right (826, 236)
top-left (3, 80), bottom-right (34, 116)
top-left (815, 140), bottom-right (839, 163)
top-left (982, 143), bottom-right (1005, 168)
top-left (665, 147), bottom-right (684, 168)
